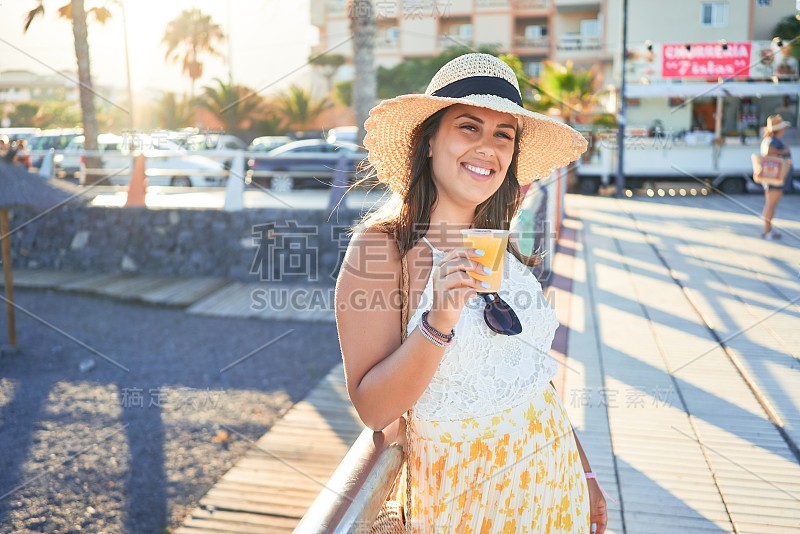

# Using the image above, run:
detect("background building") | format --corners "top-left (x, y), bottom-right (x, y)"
top-left (0, 69), bottom-right (80, 103)
top-left (310, 0), bottom-right (799, 137)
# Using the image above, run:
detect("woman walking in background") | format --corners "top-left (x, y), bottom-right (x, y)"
top-left (760, 114), bottom-right (794, 240)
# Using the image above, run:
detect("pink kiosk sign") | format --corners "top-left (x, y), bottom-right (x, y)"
top-left (662, 42), bottom-right (752, 78)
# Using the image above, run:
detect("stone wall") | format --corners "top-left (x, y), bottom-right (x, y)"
top-left (5, 187), bottom-right (551, 285)
top-left (6, 206), bottom-right (363, 286)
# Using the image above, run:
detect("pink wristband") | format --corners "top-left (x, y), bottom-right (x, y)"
top-left (584, 471), bottom-right (618, 504)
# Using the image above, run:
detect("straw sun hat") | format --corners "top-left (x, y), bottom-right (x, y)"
top-left (767, 114), bottom-right (790, 133)
top-left (363, 53), bottom-right (588, 196)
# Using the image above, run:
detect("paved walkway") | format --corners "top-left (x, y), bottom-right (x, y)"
top-left (5, 193), bottom-right (798, 533)
top-left (3, 270), bottom-right (334, 323)
top-left (562, 193), bottom-right (799, 534)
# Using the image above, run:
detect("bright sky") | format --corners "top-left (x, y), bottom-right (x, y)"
top-left (0, 0), bottom-right (319, 97)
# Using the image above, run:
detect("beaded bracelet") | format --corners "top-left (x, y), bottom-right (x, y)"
top-left (420, 318), bottom-right (454, 346)
top-left (584, 471), bottom-right (618, 504)
top-left (418, 312), bottom-right (454, 348)
top-left (419, 320), bottom-right (449, 347)
top-left (421, 310), bottom-right (455, 341)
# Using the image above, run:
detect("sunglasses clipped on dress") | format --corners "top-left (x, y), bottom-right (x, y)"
top-left (421, 291), bottom-right (522, 343)
top-left (479, 291), bottom-right (522, 336)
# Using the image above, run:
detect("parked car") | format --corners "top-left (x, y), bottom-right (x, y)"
top-left (247, 139), bottom-right (368, 192)
top-left (0, 127), bottom-right (40, 143)
top-left (325, 126), bottom-right (358, 144)
top-left (186, 133), bottom-right (247, 152)
top-left (248, 136), bottom-right (293, 153)
top-left (183, 132), bottom-right (247, 170)
top-left (76, 135), bottom-right (226, 187)
top-left (136, 138), bottom-right (227, 187)
top-left (58, 133), bottom-right (123, 179)
top-left (27, 129), bottom-right (82, 171)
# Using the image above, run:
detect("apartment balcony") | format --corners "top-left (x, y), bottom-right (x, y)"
top-left (474, 0), bottom-right (550, 10)
top-left (514, 0), bottom-right (551, 11)
top-left (553, 0), bottom-right (600, 10)
top-left (326, 0), bottom-right (346, 15)
top-left (438, 33), bottom-right (475, 49)
top-left (375, 36), bottom-right (399, 51)
top-left (513, 34), bottom-right (550, 53)
top-left (555, 33), bottom-right (611, 62)
top-left (310, 0), bottom-right (326, 26)
top-left (557, 33), bottom-right (600, 51)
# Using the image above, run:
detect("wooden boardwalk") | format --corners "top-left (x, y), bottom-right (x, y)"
top-left (186, 282), bottom-right (335, 322)
top-left (175, 365), bottom-right (363, 533)
top-left (3, 269), bottom-right (229, 307)
top-left (562, 194), bottom-right (799, 534)
top-left (2, 269), bottom-right (336, 322)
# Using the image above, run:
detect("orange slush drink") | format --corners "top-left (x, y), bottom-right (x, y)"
top-left (460, 229), bottom-right (509, 292)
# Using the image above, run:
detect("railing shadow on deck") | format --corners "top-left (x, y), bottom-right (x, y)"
top-left (293, 417), bottom-right (407, 533)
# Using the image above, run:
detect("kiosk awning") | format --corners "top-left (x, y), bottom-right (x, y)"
top-left (625, 81), bottom-right (800, 98)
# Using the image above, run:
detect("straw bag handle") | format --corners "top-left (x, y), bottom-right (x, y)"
top-left (399, 245), bottom-right (413, 530)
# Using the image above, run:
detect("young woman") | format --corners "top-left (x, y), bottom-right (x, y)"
top-left (760, 114), bottom-right (794, 240)
top-left (335, 53), bottom-right (610, 533)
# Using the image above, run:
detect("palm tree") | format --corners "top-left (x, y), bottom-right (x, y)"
top-left (772, 15), bottom-right (800, 61)
top-left (274, 85), bottom-right (333, 131)
top-left (247, 110), bottom-right (286, 138)
top-left (497, 53), bottom-right (538, 110)
top-left (309, 52), bottom-right (346, 96)
top-left (349, 0), bottom-right (376, 146)
top-left (155, 93), bottom-right (194, 130)
top-left (9, 103), bottom-right (40, 126)
top-left (376, 44), bottom-right (499, 98)
top-left (194, 78), bottom-right (264, 136)
top-left (533, 60), bottom-right (601, 125)
top-left (162, 8), bottom-right (225, 99)
top-left (24, 0), bottom-right (111, 177)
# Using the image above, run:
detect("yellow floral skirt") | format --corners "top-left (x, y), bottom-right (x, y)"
top-left (391, 383), bottom-right (591, 533)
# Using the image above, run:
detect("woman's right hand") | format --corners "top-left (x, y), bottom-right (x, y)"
top-left (426, 247), bottom-right (491, 333)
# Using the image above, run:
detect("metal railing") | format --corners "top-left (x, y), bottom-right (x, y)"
top-left (476, 0), bottom-right (551, 8)
top-left (515, 0), bottom-right (551, 9)
top-left (557, 34), bottom-right (601, 51)
top-left (293, 418), bottom-right (407, 533)
top-left (513, 34), bottom-right (549, 48)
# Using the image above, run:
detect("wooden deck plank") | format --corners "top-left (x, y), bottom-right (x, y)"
top-left (58, 272), bottom-right (134, 291)
top-left (566, 195), bottom-right (800, 533)
top-left (178, 363), bottom-right (361, 531)
top-left (92, 275), bottom-right (177, 298)
top-left (186, 282), bottom-right (247, 317)
top-left (186, 282), bottom-right (336, 322)
top-left (0, 268), bottom-right (93, 288)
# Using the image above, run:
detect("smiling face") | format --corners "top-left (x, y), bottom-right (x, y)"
top-left (427, 103), bottom-right (519, 207)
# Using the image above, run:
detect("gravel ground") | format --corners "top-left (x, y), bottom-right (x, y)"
top-left (0, 287), bottom-right (342, 533)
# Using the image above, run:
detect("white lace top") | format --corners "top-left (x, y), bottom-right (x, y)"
top-left (408, 236), bottom-right (560, 421)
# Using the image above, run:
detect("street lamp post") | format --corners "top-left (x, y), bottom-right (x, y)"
top-left (120, 0), bottom-right (134, 129)
top-left (615, 0), bottom-right (628, 198)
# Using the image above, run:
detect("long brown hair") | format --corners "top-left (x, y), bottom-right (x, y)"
top-left (347, 106), bottom-right (544, 269)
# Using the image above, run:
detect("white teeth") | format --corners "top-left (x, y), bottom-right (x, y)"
top-left (465, 164), bottom-right (492, 176)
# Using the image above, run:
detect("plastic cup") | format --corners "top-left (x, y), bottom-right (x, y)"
top-left (460, 228), bottom-right (509, 293)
